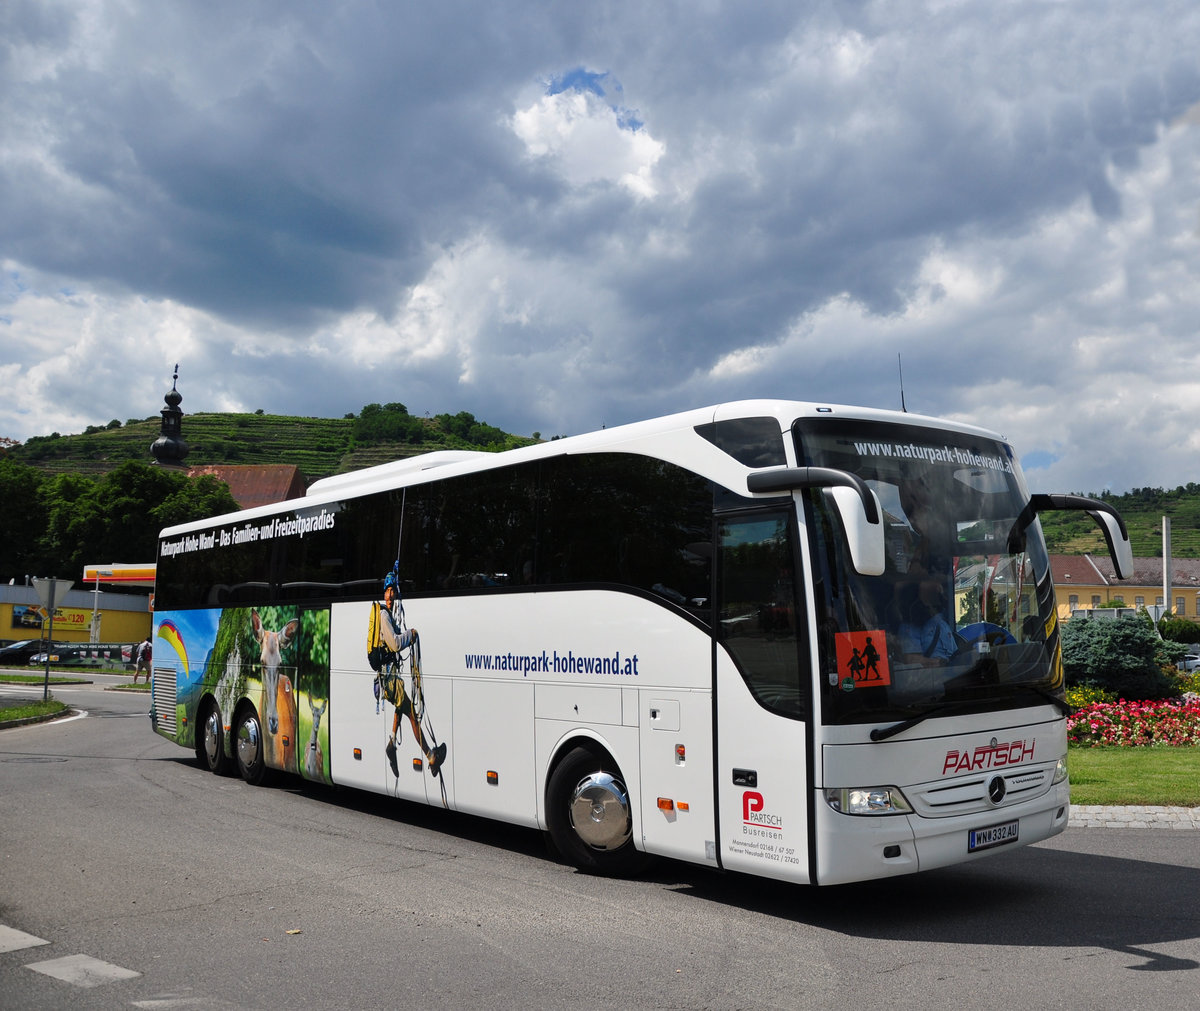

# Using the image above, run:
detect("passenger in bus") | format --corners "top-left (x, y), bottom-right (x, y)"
top-left (368, 570), bottom-right (448, 779)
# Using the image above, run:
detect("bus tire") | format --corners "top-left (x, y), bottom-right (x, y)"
top-left (196, 700), bottom-right (229, 775)
top-left (546, 746), bottom-right (648, 876)
top-left (234, 706), bottom-right (273, 787)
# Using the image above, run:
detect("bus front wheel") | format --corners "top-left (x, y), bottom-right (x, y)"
top-left (234, 707), bottom-right (273, 787)
top-left (546, 746), bottom-right (647, 876)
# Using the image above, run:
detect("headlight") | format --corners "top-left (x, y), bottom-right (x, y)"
top-left (824, 786), bottom-right (913, 816)
top-left (1052, 754), bottom-right (1068, 785)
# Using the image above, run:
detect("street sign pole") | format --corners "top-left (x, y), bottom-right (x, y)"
top-left (32, 577), bottom-right (74, 702)
top-left (42, 605), bottom-right (55, 701)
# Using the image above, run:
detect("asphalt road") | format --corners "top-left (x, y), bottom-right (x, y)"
top-left (1, 675), bottom-right (1198, 1010)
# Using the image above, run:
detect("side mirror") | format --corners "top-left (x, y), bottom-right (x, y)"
top-left (1015, 493), bottom-right (1134, 580)
top-left (747, 466), bottom-right (885, 576)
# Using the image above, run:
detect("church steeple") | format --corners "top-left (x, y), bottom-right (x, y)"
top-left (150, 364), bottom-right (189, 468)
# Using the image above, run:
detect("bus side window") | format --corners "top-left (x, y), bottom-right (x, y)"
top-left (717, 511), bottom-right (807, 718)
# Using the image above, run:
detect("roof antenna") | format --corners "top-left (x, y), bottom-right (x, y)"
top-left (898, 353), bottom-right (908, 413)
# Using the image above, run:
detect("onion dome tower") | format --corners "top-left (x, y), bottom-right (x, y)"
top-left (150, 364), bottom-right (190, 468)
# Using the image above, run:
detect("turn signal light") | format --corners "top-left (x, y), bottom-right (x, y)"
top-left (657, 797), bottom-right (675, 811)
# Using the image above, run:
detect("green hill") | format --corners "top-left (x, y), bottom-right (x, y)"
top-left (1038, 486), bottom-right (1200, 559)
top-left (6, 406), bottom-right (540, 483)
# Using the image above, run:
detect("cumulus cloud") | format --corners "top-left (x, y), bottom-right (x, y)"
top-left (511, 70), bottom-right (665, 198)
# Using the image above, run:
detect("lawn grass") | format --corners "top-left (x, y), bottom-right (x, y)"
top-left (0, 698), bottom-right (68, 723)
top-left (0, 672), bottom-right (91, 685)
top-left (1068, 746), bottom-right (1200, 806)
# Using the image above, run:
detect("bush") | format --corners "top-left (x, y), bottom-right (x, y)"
top-left (1061, 615), bottom-right (1179, 700)
top-left (1159, 614), bottom-right (1200, 644)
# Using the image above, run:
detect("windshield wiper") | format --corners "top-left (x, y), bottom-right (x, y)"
top-left (870, 700), bottom-right (973, 742)
top-left (870, 682), bottom-right (1074, 742)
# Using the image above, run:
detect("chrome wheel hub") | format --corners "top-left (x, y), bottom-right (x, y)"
top-left (203, 710), bottom-right (221, 763)
top-left (568, 771), bottom-right (631, 850)
top-left (237, 716), bottom-right (261, 769)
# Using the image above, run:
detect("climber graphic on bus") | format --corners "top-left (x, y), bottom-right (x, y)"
top-left (366, 563), bottom-right (448, 780)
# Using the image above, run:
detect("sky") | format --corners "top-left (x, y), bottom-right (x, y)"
top-left (3, 1), bottom-right (1200, 494)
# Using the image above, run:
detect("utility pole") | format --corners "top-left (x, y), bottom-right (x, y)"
top-left (1163, 516), bottom-right (1172, 620)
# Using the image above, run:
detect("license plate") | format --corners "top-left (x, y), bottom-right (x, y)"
top-left (968, 819), bottom-right (1019, 852)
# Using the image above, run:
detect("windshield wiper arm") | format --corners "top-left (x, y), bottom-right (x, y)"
top-left (870, 701), bottom-right (967, 742)
top-left (870, 683), bottom-right (1074, 742)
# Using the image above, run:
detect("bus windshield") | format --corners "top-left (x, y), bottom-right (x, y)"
top-left (794, 417), bottom-right (1060, 726)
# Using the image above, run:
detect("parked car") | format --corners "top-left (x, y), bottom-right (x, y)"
top-left (1178, 654), bottom-right (1200, 672)
top-left (0, 639), bottom-right (58, 666)
top-left (29, 643), bottom-right (137, 669)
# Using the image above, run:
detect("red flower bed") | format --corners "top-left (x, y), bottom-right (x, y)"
top-left (1067, 696), bottom-right (1200, 747)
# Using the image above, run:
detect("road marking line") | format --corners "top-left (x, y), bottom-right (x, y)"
top-left (0, 924), bottom-right (49, 953)
top-left (24, 953), bottom-right (141, 987)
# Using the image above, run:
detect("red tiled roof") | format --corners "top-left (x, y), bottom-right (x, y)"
top-left (188, 464), bottom-right (307, 510)
top-left (1050, 553), bottom-right (1200, 588)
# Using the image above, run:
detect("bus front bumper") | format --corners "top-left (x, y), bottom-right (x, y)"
top-left (813, 779), bottom-right (1071, 886)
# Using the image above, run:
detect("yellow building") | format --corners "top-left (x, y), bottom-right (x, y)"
top-left (1050, 553), bottom-right (1200, 622)
top-left (1, 583), bottom-right (152, 646)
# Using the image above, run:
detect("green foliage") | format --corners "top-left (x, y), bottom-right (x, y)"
top-left (1155, 635), bottom-right (1189, 670)
top-left (353, 403), bottom-right (427, 445)
top-left (0, 462), bottom-right (239, 581)
top-left (0, 457), bottom-right (49, 577)
top-left (1061, 615), bottom-right (1180, 700)
top-left (1159, 614), bottom-right (1200, 645)
top-left (434, 410), bottom-right (507, 449)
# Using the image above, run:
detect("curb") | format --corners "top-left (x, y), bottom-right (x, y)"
top-left (0, 706), bottom-right (74, 731)
top-left (1070, 804), bottom-right (1200, 829)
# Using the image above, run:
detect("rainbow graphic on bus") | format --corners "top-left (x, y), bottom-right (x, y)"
top-left (156, 619), bottom-right (190, 678)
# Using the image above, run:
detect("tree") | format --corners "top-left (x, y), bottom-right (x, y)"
top-left (38, 462), bottom-right (239, 573)
top-left (37, 472), bottom-right (96, 576)
top-left (153, 473), bottom-right (240, 530)
top-left (1061, 615), bottom-right (1180, 699)
top-left (434, 411), bottom-right (506, 449)
top-left (0, 457), bottom-right (48, 580)
top-left (353, 402), bottom-right (425, 444)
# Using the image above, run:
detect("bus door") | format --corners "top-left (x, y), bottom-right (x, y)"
top-left (714, 508), bottom-right (811, 882)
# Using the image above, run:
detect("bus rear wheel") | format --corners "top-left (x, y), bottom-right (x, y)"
top-left (547, 746), bottom-right (647, 876)
top-left (234, 707), bottom-right (273, 786)
top-left (196, 701), bottom-right (229, 775)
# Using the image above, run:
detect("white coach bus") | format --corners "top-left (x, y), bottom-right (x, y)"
top-left (149, 400), bottom-right (1131, 885)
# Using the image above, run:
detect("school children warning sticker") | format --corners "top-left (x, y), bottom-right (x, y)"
top-left (834, 631), bottom-right (891, 687)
